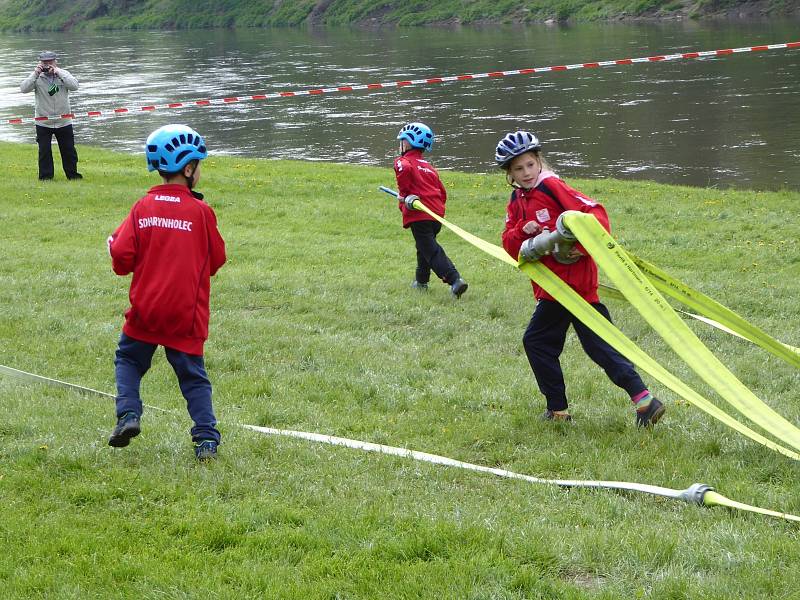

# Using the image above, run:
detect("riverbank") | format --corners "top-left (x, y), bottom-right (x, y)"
top-left (0, 0), bottom-right (798, 31)
top-left (2, 140), bottom-right (800, 597)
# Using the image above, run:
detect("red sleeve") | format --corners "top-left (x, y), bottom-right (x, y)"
top-left (205, 205), bottom-right (226, 276)
top-left (501, 191), bottom-right (528, 259)
top-left (546, 177), bottom-right (610, 233)
top-left (109, 208), bottom-right (137, 276)
top-left (394, 157), bottom-right (415, 199)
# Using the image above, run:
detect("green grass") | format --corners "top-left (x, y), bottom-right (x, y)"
top-left (1, 140), bottom-right (799, 598)
top-left (0, 0), bottom-right (794, 30)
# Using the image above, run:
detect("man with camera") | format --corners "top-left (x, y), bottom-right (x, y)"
top-left (20, 50), bottom-right (82, 181)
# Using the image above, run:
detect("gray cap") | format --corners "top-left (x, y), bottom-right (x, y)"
top-left (38, 50), bottom-right (58, 61)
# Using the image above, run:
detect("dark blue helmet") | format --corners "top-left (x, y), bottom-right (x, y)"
top-left (495, 131), bottom-right (541, 166)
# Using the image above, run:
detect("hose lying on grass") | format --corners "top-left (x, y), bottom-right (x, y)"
top-left (1, 363), bottom-right (798, 524)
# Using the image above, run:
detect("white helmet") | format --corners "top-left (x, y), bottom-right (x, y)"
top-left (494, 131), bottom-right (541, 166)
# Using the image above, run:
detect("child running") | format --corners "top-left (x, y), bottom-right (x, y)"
top-left (394, 122), bottom-right (468, 298)
top-left (497, 130), bottom-right (664, 426)
top-left (107, 124), bottom-right (227, 459)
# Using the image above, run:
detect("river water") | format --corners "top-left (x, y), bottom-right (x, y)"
top-left (0, 21), bottom-right (798, 190)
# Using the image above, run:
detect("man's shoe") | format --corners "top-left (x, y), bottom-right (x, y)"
top-left (108, 412), bottom-right (141, 448)
top-left (194, 440), bottom-right (218, 460)
top-left (67, 173), bottom-right (83, 180)
top-left (450, 278), bottom-right (468, 299)
top-left (411, 280), bottom-right (429, 291)
top-left (542, 409), bottom-right (572, 422)
top-left (636, 397), bottom-right (666, 428)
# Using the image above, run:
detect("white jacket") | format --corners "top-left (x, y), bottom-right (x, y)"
top-left (20, 67), bottom-right (79, 128)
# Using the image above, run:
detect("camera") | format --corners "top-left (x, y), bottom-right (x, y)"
top-left (40, 64), bottom-right (52, 74)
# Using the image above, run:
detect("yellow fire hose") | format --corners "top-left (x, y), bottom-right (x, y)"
top-left (562, 212), bottom-right (800, 450)
top-left (600, 254), bottom-right (800, 363)
top-left (381, 187), bottom-right (799, 458)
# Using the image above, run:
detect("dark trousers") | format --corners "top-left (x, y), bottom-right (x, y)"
top-left (523, 299), bottom-right (646, 412)
top-left (409, 220), bottom-right (460, 285)
top-left (36, 124), bottom-right (80, 180)
top-left (114, 333), bottom-right (221, 444)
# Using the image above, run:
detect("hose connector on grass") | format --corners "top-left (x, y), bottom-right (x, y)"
top-left (678, 483), bottom-right (714, 506)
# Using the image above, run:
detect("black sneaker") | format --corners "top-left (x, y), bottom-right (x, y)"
top-left (542, 409), bottom-right (572, 422)
top-left (411, 280), bottom-right (429, 291)
top-left (67, 173), bottom-right (83, 180)
top-left (636, 397), bottom-right (666, 428)
top-left (194, 440), bottom-right (218, 460)
top-left (108, 412), bottom-right (141, 447)
top-left (450, 278), bottom-right (468, 299)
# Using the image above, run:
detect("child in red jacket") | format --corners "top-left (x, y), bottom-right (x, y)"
top-left (497, 131), bottom-right (664, 426)
top-left (107, 124), bottom-right (227, 459)
top-left (394, 122), bottom-right (468, 298)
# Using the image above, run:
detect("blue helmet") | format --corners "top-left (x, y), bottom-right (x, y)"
top-left (397, 122), bottom-right (434, 152)
top-left (145, 124), bottom-right (207, 173)
top-left (495, 130), bottom-right (541, 166)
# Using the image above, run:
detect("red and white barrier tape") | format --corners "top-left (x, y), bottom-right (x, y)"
top-left (5, 41), bottom-right (799, 125)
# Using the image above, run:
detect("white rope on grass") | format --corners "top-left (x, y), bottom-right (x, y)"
top-left (2, 362), bottom-right (798, 522)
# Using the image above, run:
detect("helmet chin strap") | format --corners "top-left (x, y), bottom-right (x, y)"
top-left (184, 170), bottom-right (204, 198)
top-left (506, 172), bottom-right (524, 189)
top-left (182, 165), bottom-right (196, 190)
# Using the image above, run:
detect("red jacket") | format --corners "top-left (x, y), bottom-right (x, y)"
top-left (501, 172), bottom-right (610, 303)
top-left (394, 149), bottom-right (447, 227)
top-left (109, 184), bottom-right (226, 355)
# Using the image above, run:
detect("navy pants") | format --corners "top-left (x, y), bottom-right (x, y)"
top-left (114, 333), bottom-right (220, 444)
top-left (523, 299), bottom-right (646, 412)
top-left (35, 124), bottom-right (80, 180)
top-left (409, 220), bottom-right (460, 285)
